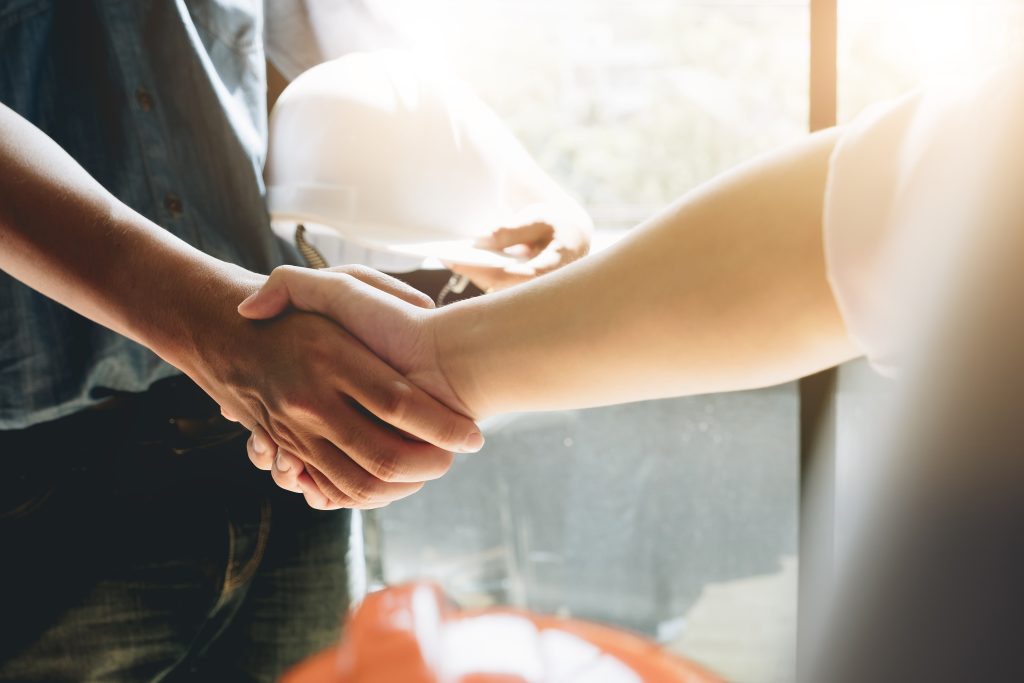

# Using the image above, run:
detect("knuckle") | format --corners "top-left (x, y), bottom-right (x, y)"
top-left (375, 381), bottom-right (413, 423)
top-left (367, 450), bottom-right (407, 484)
top-left (346, 264), bottom-right (373, 278)
top-left (330, 427), bottom-right (404, 483)
top-left (345, 475), bottom-right (387, 507)
top-left (280, 393), bottom-right (324, 424)
top-left (434, 419), bottom-right (461, 449)
top-left (275, 264), bottom-right (302, 280)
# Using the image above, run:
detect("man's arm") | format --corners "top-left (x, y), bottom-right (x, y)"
top-left (0, 102), bottom-right (481, 508)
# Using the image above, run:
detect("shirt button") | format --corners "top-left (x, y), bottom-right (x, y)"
top-left (164, 193), bottom-right (183, 216)
top-left (135, 88), bottom-right (154, 112)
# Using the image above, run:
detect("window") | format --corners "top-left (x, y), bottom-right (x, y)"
top-left (356, 2), bottom-right (1024, 681)
top-left (358, 3), bottom-right (808, 681)
top-left (839, 0), bottom-right (1024, 124)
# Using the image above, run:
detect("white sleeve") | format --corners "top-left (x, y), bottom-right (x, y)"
top-left (263, 0), bottom-right (406, 80)
top-left (823, 65), bottom-right (1024, 376)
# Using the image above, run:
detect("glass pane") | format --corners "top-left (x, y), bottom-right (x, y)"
top-left (388, 0), bottom-right (810, 229)
top-left (366, 2), bottom-right (809, 681)
top-left (839, 0), bottom-right (1024, 123)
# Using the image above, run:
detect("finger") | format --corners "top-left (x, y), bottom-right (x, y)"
top-left (318, 397), bottom-right (456, 483)
top-left (324, 264), bottom-right (435, 310)
top-left (238, 265), bottom-right (430, 322)
top-left (242, 270), bottom-right (484, 450)
top-left (478, 222), bottom-right (555, 252)
top-left (335, 337), bottom-right (484, 453)
top-left (294, 467), bottom-right (347, 510)
top-left (299, 440), bottom-right (426, 508)
top-left (305, 465), bottom-right (413, 510)
top-left (237, 272), bottom-right (293, 319)
top-left (247, 424), bottom-right (277, 471)
top-left (221, 405), bottom-right (240, 422)
top-left (238, 268), bottom-right (420, 332)
top-left (447, 262), bottom-right (533, 293)
top-left (239, 269), bottom-right (415, 359)
top-left (520, 241), bottom-right (579, 275)
top-left (270, 449), bottom-right (305, 493)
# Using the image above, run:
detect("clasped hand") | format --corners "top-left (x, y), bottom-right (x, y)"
top-left (224, 217), bottom-right (588, 509)
top-left (226, 265), bottom-right (472, 510)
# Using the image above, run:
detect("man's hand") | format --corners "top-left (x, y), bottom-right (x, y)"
top-left (234, 265), bottom-right (476, 505)
top-left (448, 219), bottom-right (589, 293)
top-left (180, 266), bottom-right (482, 510)
top-left (237, 265), bottom-right (459, 411)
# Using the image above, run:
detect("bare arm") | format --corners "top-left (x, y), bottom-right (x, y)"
top-left (0, 103), bottom-right (480, 508)
top-left (0, 103), bottom-right (257, 352)
top-left (437, 128), bottom-right (859, 415)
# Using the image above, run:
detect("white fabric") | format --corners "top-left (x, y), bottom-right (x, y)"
top-left (823, 65), bottom-right (1024, 376)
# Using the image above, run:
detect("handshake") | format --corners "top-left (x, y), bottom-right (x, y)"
top-left (169, 219), bottom-right (589, 514)
top-left (213, 264), bottom-right (486, 511)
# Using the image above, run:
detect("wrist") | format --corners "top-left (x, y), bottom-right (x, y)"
top-left (431, 302), bottom-right (493, 419)
top-left (148, 260), bottom-right (265, 376)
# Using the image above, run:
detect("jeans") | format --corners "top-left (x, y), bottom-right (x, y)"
top-left (0, 378), bottom-right (353, 682)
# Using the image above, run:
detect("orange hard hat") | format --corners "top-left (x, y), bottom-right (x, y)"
top-left (282, 583), bottom-right (724, 683)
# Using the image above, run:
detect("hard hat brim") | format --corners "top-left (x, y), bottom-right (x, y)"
top-left (269, 184), bottom-right (525, 268)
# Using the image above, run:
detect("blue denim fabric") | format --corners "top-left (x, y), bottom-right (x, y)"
top-left (0, 421), bottom-right (353, 682)
top-left (0, 0), bottom-right (298, 429)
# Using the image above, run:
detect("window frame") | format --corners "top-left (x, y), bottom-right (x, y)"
top-left (798, 0), bottom-right (839, 675)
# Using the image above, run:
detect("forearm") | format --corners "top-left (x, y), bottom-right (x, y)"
top-left (436, 129), bottom-right (860, 416)
top-left (0, 103), bottom-right (259, 367)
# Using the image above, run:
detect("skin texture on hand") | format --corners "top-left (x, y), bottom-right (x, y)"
top-left (237, 267), bottom-right (468, 506)
top-left (183, 266), bottom-right (483, 511)
top-left (237, 266), bottom-right (458, 410)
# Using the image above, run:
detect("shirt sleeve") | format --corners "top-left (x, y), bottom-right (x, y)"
top-left (822, 65), bottom-right (1024, 376)
top-left (263, 0), bottom-right (407, 80)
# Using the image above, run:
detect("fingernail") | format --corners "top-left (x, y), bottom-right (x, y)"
top-left (461, 431), bottom-right (485, 453)
top-left (237, 290), bottom-right (258, 311)
top-left (251, 434), bottom-right (265, 455)
top-left (275, 452), bottom-right (291, 472)
top-left (299, 480), bottom-right (328, 509)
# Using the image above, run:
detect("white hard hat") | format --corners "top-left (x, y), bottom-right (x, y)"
top-left (266, 50), bottom-right (581, 268)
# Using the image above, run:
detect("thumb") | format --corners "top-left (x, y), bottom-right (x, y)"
top-left (237, 273), bottom-right (292, 320)
top-left (236, 266), bottom-right (422, 368)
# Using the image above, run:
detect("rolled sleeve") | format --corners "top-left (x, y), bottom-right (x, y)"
top-left (823, 66), bottom-right (1024, 376)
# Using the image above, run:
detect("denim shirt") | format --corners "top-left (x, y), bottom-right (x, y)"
top-left (0, 0), bottom-right (302, 429)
